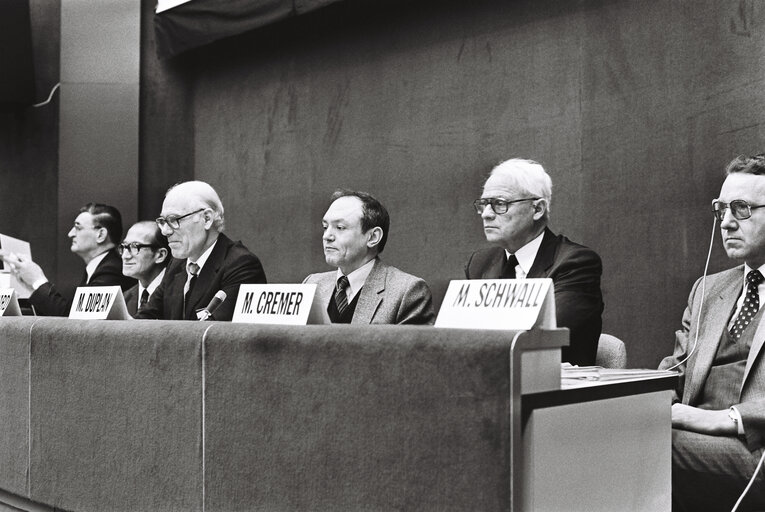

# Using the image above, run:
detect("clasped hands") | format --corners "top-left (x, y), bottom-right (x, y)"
top-left (671, 403), bottom-right (737, 436)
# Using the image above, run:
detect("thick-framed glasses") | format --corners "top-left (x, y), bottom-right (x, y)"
top-left (473, 197), bottom-right (539, 215)
top-left (156, 208), bottom-right (205, 230)
top-left (117, 242), bottom-right (156, 256)
top-left (712, 200), bottom-right (765, 221)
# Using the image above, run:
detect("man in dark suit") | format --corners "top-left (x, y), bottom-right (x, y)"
top-left (659, 154), bottom-right (765, 510)
top-left (120, 221), bottom-right (170, 316)
top-left (303, 189), bottom-right (434, 325)
top-left (465, 159), bottom-right (603, 365)
top-left (135, 180), bottom-right (266, 321)
top-left (0, 203), bottom-right (135, 316)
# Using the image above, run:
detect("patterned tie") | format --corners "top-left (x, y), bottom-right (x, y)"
top-left (184, 262), bottom-right (200, 316)
top-left (335, 275), bottom-right (350, 317)
top-left (730, 269), bottom-right (764, 341)
top-left (501, 254), bottom-right (519, 279)
top-left (139, 289), bottom-right (149, 311)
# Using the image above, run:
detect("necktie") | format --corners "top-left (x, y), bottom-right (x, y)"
top-left (335, 275), bottom-right (350, 318)
top-left (730, 269), bottom-right (764, 341)
top-left (184, 262), bottom-right (200, 316)
top-left (139, 289), bottom-right (149, 311)
top-left (501, 254), bottom-right (519, 279)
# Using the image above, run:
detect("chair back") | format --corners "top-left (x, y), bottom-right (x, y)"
top-left (596, 333), bottom-right (627, 369)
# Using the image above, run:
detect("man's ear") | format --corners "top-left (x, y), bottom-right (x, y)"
top-left (155, 248), bottom-right (169, 265)
top-left (366, 227), bottom-right (384, 249)
top-left (95, 227), bottom-right (108, 244)
top-left (532, 199), bottom-right (548, 221)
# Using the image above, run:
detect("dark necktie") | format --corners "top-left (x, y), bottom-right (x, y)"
top-left (501, 254), bottom-right (519, 279)
top-left (730, 269), bottom-right (764, 341)
top-left (139, 289), bottom-right (149, 311)
top-left (335, 275), bottom-right (350, 318)
top-left (184, 262), bottom-right (200, 316)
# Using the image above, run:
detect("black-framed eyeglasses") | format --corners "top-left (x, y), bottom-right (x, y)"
top-left (712, 200), bottom-right (765, 221)
top-left (473, 197), bottom-right (539, 215)
top-left (117, 242), bottom-right (156, 256)
top-left (155, 208), bottom-right (205, 230)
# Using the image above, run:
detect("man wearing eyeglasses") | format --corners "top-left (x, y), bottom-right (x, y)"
top-left (0, 203), bottom-right (136, 316)
top-left (465, 158), bottom-right (603, 366)
top-left (660, 154), bottom-right (765, 511)
top-left (120, 221), bottom-right (171, 316)
top-left (134, 180), bottom-right (266, 321)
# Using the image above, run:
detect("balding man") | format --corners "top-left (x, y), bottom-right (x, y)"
top-left (120, 221), bottom-right (171, 316)
top-left (465, 159), bottom-right (604, 365)
top-left (135, 181), bottom-right (267, 321)
top-left (0, 202), bottom-right (136, 316)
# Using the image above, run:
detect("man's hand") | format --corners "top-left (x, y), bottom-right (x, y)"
top-left (671, 403), bottom-right (737, 436)
top-left (0, 251), bottom-right (46, 291)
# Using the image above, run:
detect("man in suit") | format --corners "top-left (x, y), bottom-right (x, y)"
top-left (0, 202), bottom-right (135, 316)
top-left (120, 221), bottom-right (170, 316)
top-left (135, 180), bottom-right (266, 321)
top-left (465, 158), bottom-right (603, 365)
top-left (304, 189), bottom-right (435, 325)
top-left (660, 154), bottom-right (765, 510)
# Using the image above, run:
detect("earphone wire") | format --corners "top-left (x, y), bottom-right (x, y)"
top-left (665, 217), bottom-right (717, 372)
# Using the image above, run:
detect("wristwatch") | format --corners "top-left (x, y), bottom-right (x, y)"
top-left (729, 407), bottom-right (739, 426)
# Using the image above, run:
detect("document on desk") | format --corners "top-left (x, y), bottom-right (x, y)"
top-left (561, 364), bottom-right (677, 383)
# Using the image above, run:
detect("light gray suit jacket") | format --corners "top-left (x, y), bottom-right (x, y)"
top-left (660, 265), bottom-right (765, 450)
top-left (303, 258), bottom-right (435, 325)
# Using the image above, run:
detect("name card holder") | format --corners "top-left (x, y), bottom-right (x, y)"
top-left (0, 288), bottom-right (22, 316)
top-left (435, 278), bottom-right (556, 330)
top-left (68, 286), bottom-right (130, 320)
top-left (233, 284), bottom-right (328, 325)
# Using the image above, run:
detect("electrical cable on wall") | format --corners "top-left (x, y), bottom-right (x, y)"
top-left (31, 82), bottom-right (60, 108)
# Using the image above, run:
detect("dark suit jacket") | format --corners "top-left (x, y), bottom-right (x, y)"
top-left (304, 258), bottom-right (435, 325)
top-left (29, 248), bottom-right (136, 317)
top-left (659, 266), bottom-right (765, 451)
top-left (124, 284), bottom-right (138, 317)
top-left (465, 228), bottom-right (604, 366)
top-left (135, 233), bottom-right (266, 321)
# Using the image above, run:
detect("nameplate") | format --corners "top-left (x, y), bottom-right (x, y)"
top-left (68, 286), bottom-right (130, 320)
top-left (0, 288), bottom-right (21, 316)
top-left (435, 278), bottom-right (556, 330)
top-left (233, 284), bottom-right (318, 325)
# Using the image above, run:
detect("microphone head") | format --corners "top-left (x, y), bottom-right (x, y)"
top-left (214, 290), bottom-right (227, 302)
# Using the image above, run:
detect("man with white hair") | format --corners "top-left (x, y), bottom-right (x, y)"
top-left (135, 180), bottom-right (266, 321)
top-left (465, 158), bottom-right (603, 365)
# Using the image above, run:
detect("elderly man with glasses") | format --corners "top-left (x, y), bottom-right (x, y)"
top-left (0, 203), bottom-right (136, 316)
top-left (119, 220), bottom-right (171, 316)
top-left (464, 158), bottom-right (603, 366)
top-left (660, 154), bottom-right (765, 511)
top-left (135, 180), bottom-right (266, 321)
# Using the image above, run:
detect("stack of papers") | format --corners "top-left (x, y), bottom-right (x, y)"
top-left (561, 364), bottom-right (677, 384)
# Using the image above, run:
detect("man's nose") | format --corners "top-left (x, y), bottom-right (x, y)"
top-left (481, 205), bottom-right (495, 219)
top-left (720, 208), bottom-right (738, 229)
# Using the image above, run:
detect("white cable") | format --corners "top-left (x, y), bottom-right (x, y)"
top-left (31, 82), bottom-right (60, 108)
top-left (731, 448), bottom-right (765, 512)
top-left (666, 217), bottom-right (717, 371)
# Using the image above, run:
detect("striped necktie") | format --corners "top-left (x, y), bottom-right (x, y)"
top-left (335, 275), bottom-right (350, 317)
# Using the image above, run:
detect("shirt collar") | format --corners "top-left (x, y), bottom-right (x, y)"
top-left (138, 268), bottom-right (166, 299)
top-left (189, 239), bottom-right (217, 275)
top-left (84, 250), bottom-right (110, 284)
top-left (505, 230), bottom-right (545, 277)
top-left (335, 258), bottom-right (376, 301)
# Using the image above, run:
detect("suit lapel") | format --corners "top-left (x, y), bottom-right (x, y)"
top-left (526, 228), bottom-right (556, 278)
top-left (185, 235), bottom-right (229, 318)
top-left (744, 281), bottom-right (765, 394)
top-left (685, 270), bottom-right (741, 404)
top-left (481, 250), bottom-right (506, 279)
top-left (352, 259), bottom-right (385, 324)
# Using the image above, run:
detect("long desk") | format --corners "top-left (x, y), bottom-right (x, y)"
top-left (0, 318), bottom-right (675, 511)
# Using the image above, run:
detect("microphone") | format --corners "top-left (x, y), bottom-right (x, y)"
top-left (198, 290), bottom-right (227, 321)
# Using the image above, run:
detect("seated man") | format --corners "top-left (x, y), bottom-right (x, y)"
top-left (465, 158), bottom-right (603, 365)
top-left (135, 180), bottom-right (266, 321)
top-left (120, 221), bottom-right (171, 316)
top-left (304, 189), bottom-right (435, 325)
top-left (660, 154), bottom-right (765, 510)
top-left (0, 202), bottom-right (135, 316)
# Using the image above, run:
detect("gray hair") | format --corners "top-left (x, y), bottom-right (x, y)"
top-left (488, 158), bottom-right (552, 215)
top-left (166, 181), bottom-right (225, 231)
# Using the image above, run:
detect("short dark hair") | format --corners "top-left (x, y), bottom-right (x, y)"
top-left (330, 189), bottom-right (390, 253)
top-left (80, 203), bottom-right (123, 245)
top-left (726, 154), bottom-right (765, 176)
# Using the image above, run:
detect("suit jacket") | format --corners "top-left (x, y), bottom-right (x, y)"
top-left (124, 284), bottom-right (138, 317)
top-left (29, 248), bottom-right (136, 317)
top-left (135, 233), bottom-right (266, 321)
top-left (304, 258), bottom-right (435, 325)
top-left (660, 266), bottom-right (765, 451)
top-left (464, 228), bottom-right (604, 366)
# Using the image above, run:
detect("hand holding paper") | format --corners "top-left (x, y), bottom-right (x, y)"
top-left (0, 251), bottom-right (45, 291)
